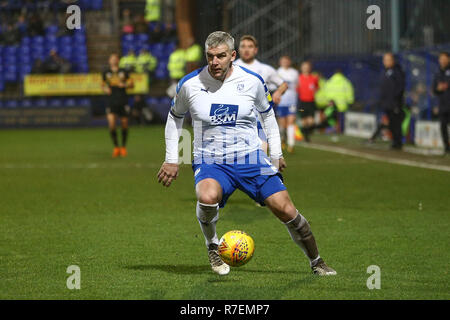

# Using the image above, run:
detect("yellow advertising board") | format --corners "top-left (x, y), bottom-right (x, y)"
top-left (24, 73), bottom-right (148, 96)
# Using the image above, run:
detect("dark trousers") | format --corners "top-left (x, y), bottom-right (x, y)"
top-left (386, 108), bottom-right (405, 148)
top-left (440, 110), bottom-right (450, 151)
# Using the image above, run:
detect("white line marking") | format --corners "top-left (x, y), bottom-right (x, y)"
top-left (300, 143), bottom-right (450, 172)
top-left (0, 163), bottom-right (160, 169)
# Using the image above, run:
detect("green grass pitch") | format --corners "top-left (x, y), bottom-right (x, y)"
top-left (0, 126), bottom-right (449, 299)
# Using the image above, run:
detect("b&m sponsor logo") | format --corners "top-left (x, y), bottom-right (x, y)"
top-left (209, 104), bottom-right (238, 126)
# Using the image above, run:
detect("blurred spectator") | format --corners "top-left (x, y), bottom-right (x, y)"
top-left (119, 49), bottom-right (137, 72)
top-left (145, 0), bottom-right (161, 22)
top-left (323, 69), bottom-right (354, 133)
top-left (0, 22), bottom-right (21, 45)
top-left (163, 22), bottom-right (177, 42)
top-left (379, 52), bottom-right (405, 150)
top-left (31, 58), bottom-right (46, 74)
top-left (149, 22), bottom-right (164, 43)
top-left (432, 51), bottom-right (450, 153)
top-left (185, 38), bottom-right (202, 73)
top-left (28, 12), bottom-right (44, 36)
top-left (136, 48), bottom-right (157, 74)
top-left (43, 49), bottom-right (72, 74)
top-left (133, 14), bottom-right (148, 34)
top-left (296, 61), bottom-right (319, 142)
top-left (121, 9), bottom-right (134, 34)
top-left (167, 42), bottom-right (186, 97)
top-left (16, 14), bottom-right (28, 35)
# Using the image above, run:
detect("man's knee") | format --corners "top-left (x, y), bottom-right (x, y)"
top-left (198, 192), bottom-right (220, 205)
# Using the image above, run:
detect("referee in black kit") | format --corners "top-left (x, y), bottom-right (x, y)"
top-left (379, 52), bottom-right (405, 150)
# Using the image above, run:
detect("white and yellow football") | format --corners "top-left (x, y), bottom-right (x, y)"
top-left (218, 230), bottom-right (255, 267)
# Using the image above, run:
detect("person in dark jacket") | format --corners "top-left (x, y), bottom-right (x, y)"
top-left (432, 52), bottom-right (450, 153)
top-left (379, 52), bottom-right (405, 150)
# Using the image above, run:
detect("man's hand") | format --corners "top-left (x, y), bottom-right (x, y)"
top-left (157, 162), bottom-right (179, 187)
top-left (272, 157), bottom-right (287, 173)
top-left (272, 91), bottom-right (282, 105)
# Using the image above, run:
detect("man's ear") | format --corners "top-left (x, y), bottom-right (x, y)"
top-left (230, 50), bottom-right (237, 62)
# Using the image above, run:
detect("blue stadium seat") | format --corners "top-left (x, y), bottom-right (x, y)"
top-left (64, 98), bottom-right (77, 107)
top-left (122, 34), bottom-right (135, 43)
top-left (35, 98), bottom-right (48, 108)
top-left (4, 66), bottom-right (17, 82)
top-left (59, 36), bottom-right (72, 46)
top-left (32, 36), bottom-right (45, 46)
top-left (154, 68), bottom-right (168, 80)
top-left (74, 33), bottom-right (86, 44)
top-left (21, 37), bottom-right (31, 45)
top-left (4, 45), bottom-right (18, 57)
top-left (137, 33), bottom-right (149, 43)
top-left (45, 25), bottom-right (59, 35)
top-left (91, 0), bottom-right (103, 10)
top-left (78, 98), bottom-right (91, 107)
top-left (6, 99), bottom-right (18, 108)
top-left (49, 98), bottom-right (63, 108)
top-left (20, 45), bottom-right (31, 56)
top-left (76, 64), bottom-right (89, 73)
top-left (21, 99), bottom-right (32, 108)
top-left (146, 96), bottom-right (159, 106)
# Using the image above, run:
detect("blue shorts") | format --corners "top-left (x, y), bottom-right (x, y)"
top-left (192, 150), bottom-right (286, 208)
top-left (276, 105), bottom-right (297, 117)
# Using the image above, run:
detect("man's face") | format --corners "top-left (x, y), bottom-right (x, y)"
top-left (438, 54), bottom-right (449, 69)
top-left (238, 39), bottom-right (257, 63)
top-left (280, 56), bottom-right (291, 69)
top-left (109, 55), bottom-right (119, 66)
top-left (206, 44), bottom-right (236, 81)
top-left (301, 62), bottom-right (311, 74)
top-left (383, 54), bottom-right (395, 69)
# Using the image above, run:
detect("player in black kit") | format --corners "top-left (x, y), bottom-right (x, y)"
top-left (102, 53), bottom-right (134, 158)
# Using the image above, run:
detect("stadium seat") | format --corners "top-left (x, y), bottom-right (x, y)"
top-left (21, 99), bottom-right (32, 108)
top-left (91, 0), bottom-right (103, 10)
top-left (49, 98), bottom-right (63, 108)
top-left (4, 66), bottom-right (17, 82)
top-left (45, 25), bottom-right (59, 35)
top-left (32, 36), bottom-right (45, 46)
top-left (35, 98), bottom-right (48, 108)
top-left (137, 33), bottom-right (149, 43)
top-left (64, 98), bottom-right (77, 107)
top-left (5, 99), bottom-right (18, 108)
top-left (74, 33), bottom-right (86, 44)
top-left (19, 45), bottom-right (31, 56)
top-left (21, 37), bottom-right (31, 45)
top-left (78, 98), bottom-right (91, 107)
top-left (122, 34), bottom-right (135, 43)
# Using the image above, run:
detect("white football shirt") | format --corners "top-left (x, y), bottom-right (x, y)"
top-left (235, 58), bottom-right (284, 92)
top-left (277, 67), bottom-right (299, 107)
top-left (170, 64), bottom-right (274, 162)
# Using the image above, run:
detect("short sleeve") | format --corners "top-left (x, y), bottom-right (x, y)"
top-left (255, 78), bottom-right (274, 113)
top-left (169, 82), bottom-right (189, 118)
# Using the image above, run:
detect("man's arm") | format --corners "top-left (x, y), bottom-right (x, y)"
top-left (157, 110), bottom-right (183, 187)
top-left (157, 85), bottom-right (189, 187)
top-left (272, 82), bottom-right (288, 105)
top-left (259, 108), bottom-right (286, 172)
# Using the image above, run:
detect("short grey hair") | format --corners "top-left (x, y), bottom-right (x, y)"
top-left (205, 31), bottom-right (235, 52)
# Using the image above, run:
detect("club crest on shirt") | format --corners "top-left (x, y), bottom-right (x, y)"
top-left (236, 82), bottom-right (245, 92)
top-left (209, 104), bottom-right (238, 126)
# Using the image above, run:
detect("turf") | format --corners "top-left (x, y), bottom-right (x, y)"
top-left (0, 126), bottom-right (449, 299)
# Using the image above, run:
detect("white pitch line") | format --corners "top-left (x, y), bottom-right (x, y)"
top-left (300, 143), bottom-right (450, 173)
top-left (0, 163), bottom-right (160, 169)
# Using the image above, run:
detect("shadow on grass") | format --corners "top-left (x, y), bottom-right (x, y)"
top-left (124, 264), bottom-right (211, 275)
top-left (124, 263), bottom-right (301, 276)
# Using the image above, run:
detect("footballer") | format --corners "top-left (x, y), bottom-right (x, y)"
top-left (157, 31), bottom-right (336, 276)
top-left (102, 53), bottom-right (134, 158)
